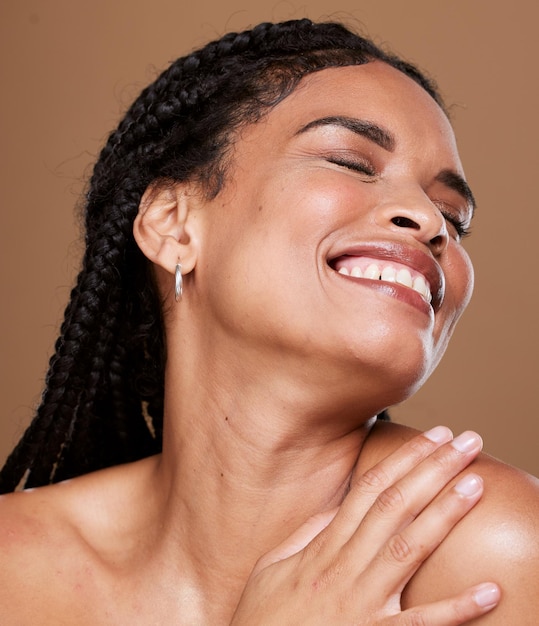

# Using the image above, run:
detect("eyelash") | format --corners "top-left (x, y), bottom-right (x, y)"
top-left (435, 208), bottom-right (471, 241)
top-left (327, 157), bottom-right (471, 240)
top-left (434, 204), bottom-right (471, 240)
top-left (326, 156), bottom-right (377, 177)
top-left (445, 216), bottom-right (471, 239)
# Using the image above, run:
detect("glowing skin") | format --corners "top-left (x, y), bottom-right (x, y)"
top-left (177, 61), bottom-right (474, 415)
top-left (1, 61), bottom-right (538, 626)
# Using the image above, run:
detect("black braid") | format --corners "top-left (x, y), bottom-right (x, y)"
top-left (0, 18), bottom-right (442, 492)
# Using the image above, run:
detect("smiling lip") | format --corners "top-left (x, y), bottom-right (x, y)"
top-left (328, 242), bottom-right (445, 312)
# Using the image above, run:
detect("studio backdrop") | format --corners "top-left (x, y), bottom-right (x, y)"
top-left (1, 0), bottom-right (537, 475)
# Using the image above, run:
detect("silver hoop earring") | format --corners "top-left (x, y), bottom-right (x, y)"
top-left (174, 263), bottom-right (183, 302)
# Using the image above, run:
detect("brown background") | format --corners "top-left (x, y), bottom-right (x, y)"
top-left (1, 1), bottom-right (537, 476)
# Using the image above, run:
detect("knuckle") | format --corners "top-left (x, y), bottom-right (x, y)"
top-left (400, 611), bottom-right (427, 626)
top-left (428, 449), bottom-right (455, 475)
top-left (374, 484), bottom-right (406, 515)
top-left (355, 465), bottom-right (390, 493)
top-left (303, 558), bottom-right (346, 593)
top-left (384, 533), bottom-right (418, 565)
top-left (407, 435), bottom-right (436, 461)
top-left (318, 559), bottom-right (346, 588)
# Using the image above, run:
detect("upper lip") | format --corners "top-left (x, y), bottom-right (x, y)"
top-left (328, 241), bottom-right (445, 310)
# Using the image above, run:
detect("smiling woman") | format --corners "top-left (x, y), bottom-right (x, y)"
top-left (0, 18), bottom-right (537, 625)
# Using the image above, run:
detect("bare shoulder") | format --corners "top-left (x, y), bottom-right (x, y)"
top-left (368, 420), bottom-right (539, 624)
top-left (0, 478), bottom-right (83, 566)
top-left (0, 479), bottom-right (91, 622)
top-left (0, 456), bottom-right (160, 624)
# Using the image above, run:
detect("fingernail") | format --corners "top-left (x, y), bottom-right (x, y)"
top-left (451, 431), bottom-right (483, 454)
top-left (473, 583), bottom-right (500, 609)
top-left (454, 473), bottom-right (482, 497)
top-left (423, 425), bottom-right (453, 443)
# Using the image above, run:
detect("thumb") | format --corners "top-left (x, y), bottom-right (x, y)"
top-left (251, 508), bottom-right (338, 575)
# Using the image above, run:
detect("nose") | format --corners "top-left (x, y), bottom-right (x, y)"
top-left (376, 197), bottom-right (449, 256)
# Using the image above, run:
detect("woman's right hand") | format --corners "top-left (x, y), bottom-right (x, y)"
top-left (230, 427), bottom-right (501, 625)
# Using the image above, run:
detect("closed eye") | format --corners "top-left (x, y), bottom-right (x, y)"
top-left (445, 215), bottom-right (471, 239)
top-left (434, 201), bottom-right (472, 240)
top-left (326, 157), bottom-right (377, 178)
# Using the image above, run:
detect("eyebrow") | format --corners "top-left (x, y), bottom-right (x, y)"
top-left (297, 115), bottom-right (476, 214)
top-left (296, 116), bottom-right (396, 152)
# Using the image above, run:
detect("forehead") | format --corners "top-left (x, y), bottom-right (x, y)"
top-left (245, 61), bottom-right (462, 171)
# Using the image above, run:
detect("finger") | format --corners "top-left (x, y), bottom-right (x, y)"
top-left (318, 429), bottom-right (477, 552)
top-left (366, 473), bottom-right (484, 595)
top-left (398, 582), bottom-right (501, 625)
top-left (343, 431), bottom-right (483, 561)
top-left (351, 426), bottom-right (454, 494)
top-left (251, 508), bottom-right (338, 575)
top-left (254, 430), bottom-right (467, 578)
top-left (318, 427), bottom-right (452, 548)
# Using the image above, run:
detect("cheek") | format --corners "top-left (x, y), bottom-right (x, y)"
top-left (430, 243), bottom-right (474, 334)
top-left (433, 245), bottom-right (474, 353)
top-left (449, 246), bottom-right (474, 318)
top-left (425, 249), bottom-right (474, 377)
top-left (299, 172), bottom-right (374, 225)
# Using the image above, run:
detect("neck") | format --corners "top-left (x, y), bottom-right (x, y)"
top-left (147, 358), bottom-right (376, 613)
top-left (138, 316), bottom-right (387, 621)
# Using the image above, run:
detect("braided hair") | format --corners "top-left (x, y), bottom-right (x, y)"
top-left (0, 18), bottom-right (443, 492)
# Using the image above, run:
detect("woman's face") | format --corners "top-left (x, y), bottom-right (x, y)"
top-left (188, 62), bottom-right (474, 406)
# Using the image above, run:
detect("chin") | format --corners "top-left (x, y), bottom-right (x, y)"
top-left (311, 335), bottom-right (435, 412)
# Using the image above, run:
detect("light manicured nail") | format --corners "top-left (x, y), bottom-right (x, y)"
top-left (454, 473), bottom-right (482, 497)
top-left (423, 425), bottom-right (453, 443)
top-left (451, 431), bottom-right (483, 453)
top-left (473, 583), bottom-right (501, 609)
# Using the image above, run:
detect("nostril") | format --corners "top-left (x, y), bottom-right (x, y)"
top-left (391, 216), bottom-right (420, 230)
top-left (430, 234), bottom-right (445, 249)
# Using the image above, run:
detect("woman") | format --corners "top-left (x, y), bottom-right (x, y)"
top-left (0, 18), bottom-right (537, 624)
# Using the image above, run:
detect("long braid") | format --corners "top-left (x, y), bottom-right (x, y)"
top-left (0, 19), bottom-right (442, 492)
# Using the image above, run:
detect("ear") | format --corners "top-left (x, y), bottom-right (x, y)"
top-left (133, 182), bottom-right (201, 275)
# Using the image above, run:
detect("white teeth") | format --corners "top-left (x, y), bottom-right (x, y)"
top-left (396, 268), bottom-right (413, 288)
top-left (412, 276), bottom-right (432, 302)
top-left (336, 261), bottom-right (432, 304)
top-left (381, 266), bottom-right (397, 282)
top-left (364, 264), bottom-right (381, 279)
top-left (412, 275), bottom-right (425, 294)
